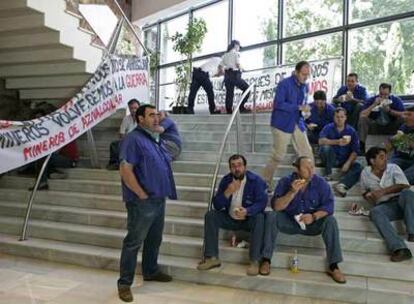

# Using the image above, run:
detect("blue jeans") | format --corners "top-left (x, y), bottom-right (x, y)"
top-left (369, 189), bottom-right (414, 253)
top-left (118, 197), bottom-right (166, 287)
top-left (109, 140), bottom-right (121, 165)
top-left (262, 211), bottom-right (343, 265)
top-left (203, 210), bottom-right (264, 262)
top-left (389, 156), bottom-right (414, 185)
top-left (319, 145), bottom-right (362, 189)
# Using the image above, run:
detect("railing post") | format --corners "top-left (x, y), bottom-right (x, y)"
top-left (20, 153), bottom-right (52, 241)
top-left (236, 111), bottom-right (242, 154)
top-left (251, 85), bottom-right (257, 153)
top-left (86, 129), bottom-right (100, 168)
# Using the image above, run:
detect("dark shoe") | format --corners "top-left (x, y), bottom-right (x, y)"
top-left (391, 248), bottom-right (412, 262)
top-left (239, 107), bottom-right (251, 113)
top-left (49, 171), bottom-right (67, 180)
top-left (143, 271), bottom-right (172, 282)
top-left (186, 108), bottom-right (195, 114)
top-left (28, 183), bottom-right (49, 191)
top-left (327, 268), bottom-right (347, 284)
top-left (106, 163), bottom-right (119, 170)
top-left (259, 260), bottom-right (271, 276)
top-left (210, 110), bottom-right (221, 115)
top-left (118, 285), bottom-right (133, 302)
top-left (408, 234), bottom-right (414, 242)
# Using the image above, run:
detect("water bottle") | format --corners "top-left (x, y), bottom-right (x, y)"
top-left (290, 249), bottom-right (299, 273)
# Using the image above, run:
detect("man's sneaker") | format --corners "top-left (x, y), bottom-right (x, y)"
top-left (333, 183), bottom-right (347, 197)
top-left (246, 261), bottom-right (259, 276)
top-left (49, 171), bottom-right (68, 180)
top-left (408, 234), bottom-right (414, 242)
top-left (143, 272), bottom-right (172, 282)
top-left (118, 285), bottom-right (133, 302)
top-left (391, 248), bottom-right (412, 262)
top-left (327, 268), bottom-right (347, 284)
top-left (197, 257), bottom-right (221, 271)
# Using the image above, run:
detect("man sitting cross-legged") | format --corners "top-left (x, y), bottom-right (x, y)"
top-left (260, 156), bottom-right (346, 284)
top-left (361, 146), bottom-right (413, 262)
top-left (197, 154), bottom-right (267, 276)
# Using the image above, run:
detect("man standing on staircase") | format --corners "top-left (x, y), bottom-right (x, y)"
top-left (262, 61), bottom-right (314, 188)
top-left (117, 104), bottom-right (177, 303)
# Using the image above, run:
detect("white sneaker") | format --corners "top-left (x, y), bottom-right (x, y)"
top-left (334, 183), bottom-right (347, 197)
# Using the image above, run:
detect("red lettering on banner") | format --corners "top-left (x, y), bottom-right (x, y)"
top-left (126, 73), bottom-right (148, 88)
top-left (22, 132), bottom-right (66, 161)
top-left (309, 80), bottom-right (328, 96)
top-left (0, 120), bottom-right (12, 129)
top-left (68, 124), bottom-right (80, 138)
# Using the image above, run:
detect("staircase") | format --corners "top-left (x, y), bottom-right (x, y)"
top-left (0, 0), bottom-right (104, 105)
top-left (0, 113), bottom-right (413, 304)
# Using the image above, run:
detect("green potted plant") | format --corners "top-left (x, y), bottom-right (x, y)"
top-left (170, 17), bottom-right (207, 113)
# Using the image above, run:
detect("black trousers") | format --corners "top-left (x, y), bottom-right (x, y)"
top-left (224, 69), bottom-right (250, 113)
top-left (187, 68), bottom-right (216, 113)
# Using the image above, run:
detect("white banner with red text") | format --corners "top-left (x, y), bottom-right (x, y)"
top-left (0, 54), bottom-right (149, 174)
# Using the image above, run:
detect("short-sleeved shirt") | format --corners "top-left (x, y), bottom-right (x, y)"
top-left (306, 103), bottom-right (335, 131)
top-left (160, 117), bottom-right (181, 148)
top-left (393, 124), bottom-right (414, 159)
top-left (333, 84), bottom-right (368, 113)
top-left (319, 123), bottom-right (360, 164)
top-left (199, 57), bottom-right (221, 76)
top-left (360, 164), bottom-right (409, 203)
top-left (273, 173), bottom-right (334, 217)
top-left (119, 115), bottom-right (136, 135)
top-left (220, 49), bottom-right (240, 70)
top-left (119, 126), bottom-right (177, 202)
top-left (362, 94), bottom-right (404, 120)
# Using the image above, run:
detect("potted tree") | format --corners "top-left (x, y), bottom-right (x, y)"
top-left (170, 17), bottom-right (207, 114)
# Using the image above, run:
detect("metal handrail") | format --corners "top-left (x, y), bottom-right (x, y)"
top-left (251, 85), bottom-right (257, 152)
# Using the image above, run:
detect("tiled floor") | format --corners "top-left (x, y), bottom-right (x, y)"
top-left (0, 253), bottom-right (350, 304)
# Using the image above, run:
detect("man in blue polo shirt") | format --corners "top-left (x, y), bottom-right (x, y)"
top-left (319, 107), bottom-right (362, 197)
top-left (262, 61), bottom-right (314, 187)
top-left (156, 111), bottom-right (182, 160)
top-left (260, 156), bottom-right (345, 284)
top-left (197, 154), bottom-right (267, 276)
top-left (333, 73), bottom-right (368, 129)
top-left (358, 83), bottom-right (404, 154)
top-left (117, 104), bottom-right (177, 303)
top-left (306, 90), bottom-right (335, 144)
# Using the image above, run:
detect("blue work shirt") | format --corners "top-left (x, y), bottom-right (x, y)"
top-left (306, 103), bottom-right (335, 132)
top-left (362, 94), bottom-right (404, 120)
top-left (160, 117), bottom-right (182, 148)
top-left (333, 84), bottom-right (368, 113)
top-left (273, 173), bottom-right (334, 217)
top-left (271, 75), bottom-right (309, 133)
top-left (319, 123), bottom-right (360, 164)
top-left (213, 170), bottom-right (268, 216)
top-left (119, 126), bottom-right (177, 202)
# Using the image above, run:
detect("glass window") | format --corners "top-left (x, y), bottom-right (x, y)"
top-left (284, 0), bottom-right (343, 37)
top-left (160, 14), bottom-right (189, 64)
top-left (159, 84), bottom-right (176, 110)
top-left (233, 0), bottom-right (278, 46)
top-left (159, 66), bottom-right (177, 85)
top-left (348, 19), bottom-right (414, 95)
top-left (350, 0), bottom-right (414, 23)
top-left (282, 32), bottom-right (342, 64)
top-left (144, 26), bottom-right (157, 53)
top-left (193, 1), bottom-right (228, 56)
top-left (240, 45), bottom-right (278, 71)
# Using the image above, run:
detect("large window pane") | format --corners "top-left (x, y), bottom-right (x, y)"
top-left (233, 0), bottom-right (278, 46)
top-left (159, 84), bottom-right (176, 110)
top-left (350, 0), bottom-right (414, 23)
top-left (160, 14), bottom-right (189, 64)
top-left (240, 45), bottom-right (277, 71)
top-left (283, 33), bottom-right (342, 64)
top-left (284, 0), bottom-right (343, 37)
top-left (143, 26), bottom-right (157, 53)
top-left (349, 19), bottom-right (414, 95)
top-left (193, 1), bottom-right (228, 56)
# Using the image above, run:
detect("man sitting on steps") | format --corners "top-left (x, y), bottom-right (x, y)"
top-left (360, 146), bottom-right (413, 262)
top-left (197, 154), bottom-right (268, 276)
top-left (260, 156), bottom-right (346, 284)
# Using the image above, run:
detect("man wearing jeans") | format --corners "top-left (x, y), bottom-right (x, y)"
top-left (117, 104), bottom-right (177, 303)
top-left (361, 146), bottom-right (413, 262)
top-left (197, 154), bottom-right (267, 276)
top-left (262, 61), bottom-right (314, 188)
top-left (261, 156), bottom-right (346, 284)
top-left (319, 107), bottom-right (362, 197)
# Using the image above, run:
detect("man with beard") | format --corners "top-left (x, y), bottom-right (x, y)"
top-left (197, 154), bottom-right (267, 276)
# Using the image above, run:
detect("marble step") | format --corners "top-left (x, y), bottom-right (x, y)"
top-left (0, 233), bottom-right (413, 304)
top-left (0, 215), bottom-right (413, 283)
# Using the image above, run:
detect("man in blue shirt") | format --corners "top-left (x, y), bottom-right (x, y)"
top-left (156, 111), bottom-right (182, 160)
top-left (306, 90), bottom-right (335, 144)
top-left (197, 154), bottom-right (268, 276)
top-left (358, 83), bottom-right (404, 154)
top-left (262, 61), bottom-right (314, 187)
top-left (333, 73), bottom-right (368, 129)
top-left (260, 156), bottom-right (345, 283)
top-left (117, 104), bottom-right (177, 303)
top-left (319, 107), bottom-right (362, 197)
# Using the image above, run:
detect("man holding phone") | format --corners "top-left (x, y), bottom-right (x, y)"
top-left (197, 154), bottom-right (268, 276)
